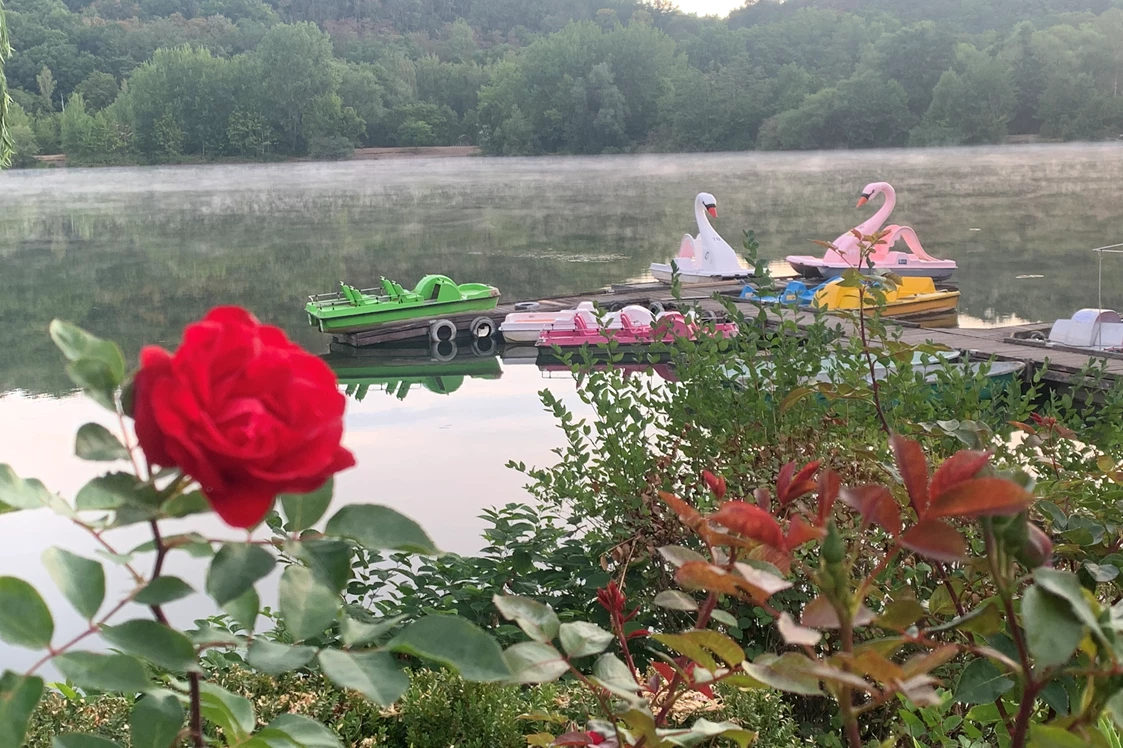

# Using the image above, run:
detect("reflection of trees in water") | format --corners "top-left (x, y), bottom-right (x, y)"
top-left (2, 147), bottom-right (1123, 397)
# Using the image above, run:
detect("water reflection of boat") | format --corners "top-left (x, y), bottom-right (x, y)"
top-left (324, 341), bottom-right (502, 400)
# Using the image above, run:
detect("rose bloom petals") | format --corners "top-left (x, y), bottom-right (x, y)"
top-left (133, 306), bottom-right (355, 528)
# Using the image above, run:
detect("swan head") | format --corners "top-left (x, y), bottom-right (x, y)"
top-left (697, 192), bottom-right (718, 218)
top-left (856, 182), bottom-right (894, 208)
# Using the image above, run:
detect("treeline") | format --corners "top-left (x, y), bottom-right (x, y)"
top-left (4, 0), bottom-right (1123, 166)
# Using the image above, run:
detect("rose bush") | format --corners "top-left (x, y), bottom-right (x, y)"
top-left (132, 306), bottom-right (355, 527)
top-left (0, 309), bottom-right (514, 748)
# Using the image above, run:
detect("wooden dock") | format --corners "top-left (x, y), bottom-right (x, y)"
top-left (332, 280), bottom-right (1123, 395)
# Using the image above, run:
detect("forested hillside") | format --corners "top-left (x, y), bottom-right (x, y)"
top-left (3, 0), bottom-right (1123, 165)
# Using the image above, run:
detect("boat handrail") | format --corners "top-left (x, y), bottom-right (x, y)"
top-left (1093, 243), bottom-right (1123, 311)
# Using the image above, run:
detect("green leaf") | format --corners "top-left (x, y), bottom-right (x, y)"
top-left (287, 539), bottom-right (351, 594)
top-left (247, 640), bottom-right (316, 676)
top-left (387, 616), bottom-right (511, 682)
top-left (134, 577), bottom-right (194, 606)
top-left (1027, 724), bottom-right (1091, 748)
top-left (1083, 562), bottom-right (1119, 583)
top-left (54, 652), bottom-right (152, 693)
top-left (710, 610), bottom-right (737, 627)
top-left (198, 682), bottom-right (254, 742)
top-left (49, 321), bottom-right (126, 381)
top-left (493, 595), bottom-right (560, 644)
top-left (953, 659), bottom-right (1014, 705)
top-left (340, 612), bottom-right (405, 648)
top-left (0, 464), bottom-right (53, 511)
top-left (281, 479), bottom-right (334, 532)
top-left (653, 591), bottom-right (698, 611)
top-left (205, 544), bottom-right (276, 606)
top-left (1033, 568), bottom-right (1106, 644)
top-left (74, 424), bottom-right (129, 462)
top-left (0, 577), bottom-right (53, 650)
top-left (742, 653), bottom-right (822, 696)
top-left (223, 588), bottom-right (260, 633)
top-left (558, 622), bottom-right (613, 658)
top-left (654, 630), bottom-right (744, 670)
top-left (1040, 679), bottom-right (1070, 716)
top-left (42, 548), bottom-right (105, 621)
top-left (161, 492), bottom-right (209, 519)
top-left (666, 718), bottom-right (757, 748)
top-left (130, 690), bottom-right (184, 748)
top-left (657, 546), bottom-right (708, 568)
top-left (52, 735), bottom-right (124, 748)
top-left (1022, 585), bottom-right (1084, 669)
top-left (279, 566), bottom-right (340, 642)
top-left (75, 473), bottom-right (156, 513)
top-left (503, 642), bottom-right (569, 684)
top-left (317, 650), bottom-right (408, 706)
top-left (66, 359), bottom-right (120, 411)
top-left (591, 653), bottom-right (641, 698)
top-left (261, 714), bottom-right (343, 748)
top-left (324, 505), bottom-right (439, 554)
top-left (876, 598), bottom-right (926, 630)
top-left (99, 620), bottom-right (196, 672)
top-left (0, 672), bottom-right (44, 747)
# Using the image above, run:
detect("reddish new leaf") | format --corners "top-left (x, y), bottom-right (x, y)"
top-left (775, 463), bottom-right (796, 505)
top-left (1009, 421), bottom-right (1036, 435)
top-left (900, 519), bottom-right (967, 562)
top-left (676, 561), bottom-right (744, 596)
top-left (660, 491), bottom-right (704, 531)
top-left (754, 487), bottom-right (772, 513)
top-left (801, 596), bottom-right (841, 629)
top-left (929, 450), bottom-right (991, 501)
top-left (554, 732), bottom-right (597, 746)
top-left (784, 515), bottom-right (825, 551)
top-left (778, 461), bottom-right (821, 506)
top-left (817, 469), bottom-right (840, 525)
top-left (708, 501), bottom-right (785, 550)
top-left (890, 434), bottom-right (930, 514)
top-left (702, 470), bottom-right (727, 500)
top-left (925, 478), bottom-right (1032, 519)
top-left (840, 485), bottom-right (902, 537)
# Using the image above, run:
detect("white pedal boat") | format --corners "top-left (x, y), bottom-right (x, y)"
top-left (499, 302), bottom-right (653, 343)
top-left (650, 192), bottom-right (751, 285)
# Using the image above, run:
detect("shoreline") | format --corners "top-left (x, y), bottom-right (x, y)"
top-left (30, 145), bottom-right (483, 168)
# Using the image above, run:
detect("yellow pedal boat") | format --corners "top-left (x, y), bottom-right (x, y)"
top-left (813, 276), bottom-right (959, 318)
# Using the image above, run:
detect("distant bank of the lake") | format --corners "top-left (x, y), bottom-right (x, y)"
top-left (30, 145), bottom-right (484, 168)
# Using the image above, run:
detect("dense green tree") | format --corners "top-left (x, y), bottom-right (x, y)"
top-left (863, 22), bottom-right (957, 118)
top-left (254, 22), bottom-right (340, 151)
top-left (73, 70), bottom-right (117, 110)
top-left (0, 0), bottom-right (10, 167)
top-left (6, 100), bottom-right (40, 166)
top-left (10, 0), bottom-right (1123, 166)
top-left (918, 44), bottom-right (1016, 145)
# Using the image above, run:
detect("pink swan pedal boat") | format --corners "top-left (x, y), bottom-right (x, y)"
top-left (786, 182), bottom-right (957, 281)
top-left (536, 306), bottom-right (738, 347)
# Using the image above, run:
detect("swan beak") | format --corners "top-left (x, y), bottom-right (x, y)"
top-left (856, 195), bottom-right (869, 208)
top-left (706, 206), bottom-right (718, 218)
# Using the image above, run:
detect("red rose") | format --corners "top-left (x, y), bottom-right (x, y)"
top-left (133, 307), bottom-right (355, 528)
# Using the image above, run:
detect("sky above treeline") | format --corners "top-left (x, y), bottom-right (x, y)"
top-left (675, 0), bottom-right (744, 16)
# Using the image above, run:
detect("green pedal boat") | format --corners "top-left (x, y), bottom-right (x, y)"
top-left (306, 274), bottom-right (500, 334)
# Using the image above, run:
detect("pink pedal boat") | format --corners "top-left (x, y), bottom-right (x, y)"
top-left (536, 306), bottom-right (738, 347)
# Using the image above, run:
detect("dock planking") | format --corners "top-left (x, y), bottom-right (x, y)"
top-left (331, 279), bottom-right (1123, 393)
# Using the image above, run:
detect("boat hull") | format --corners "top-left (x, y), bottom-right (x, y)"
top-left (308, 296), bottom-right (499, 334)
top-left (818, 263), bottom-right (957, 282)
top-left (650, 264), bottom-right (751, 285)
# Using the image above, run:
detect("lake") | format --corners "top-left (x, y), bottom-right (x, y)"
top-left (2, 144), bottom-right (1123, 672)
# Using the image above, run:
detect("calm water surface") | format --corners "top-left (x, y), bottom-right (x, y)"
top-left (2, 145), bottom-right (1123, 670)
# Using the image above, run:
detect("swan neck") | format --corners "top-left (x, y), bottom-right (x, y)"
top-left (695, 195), bottom-right (715, 237)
